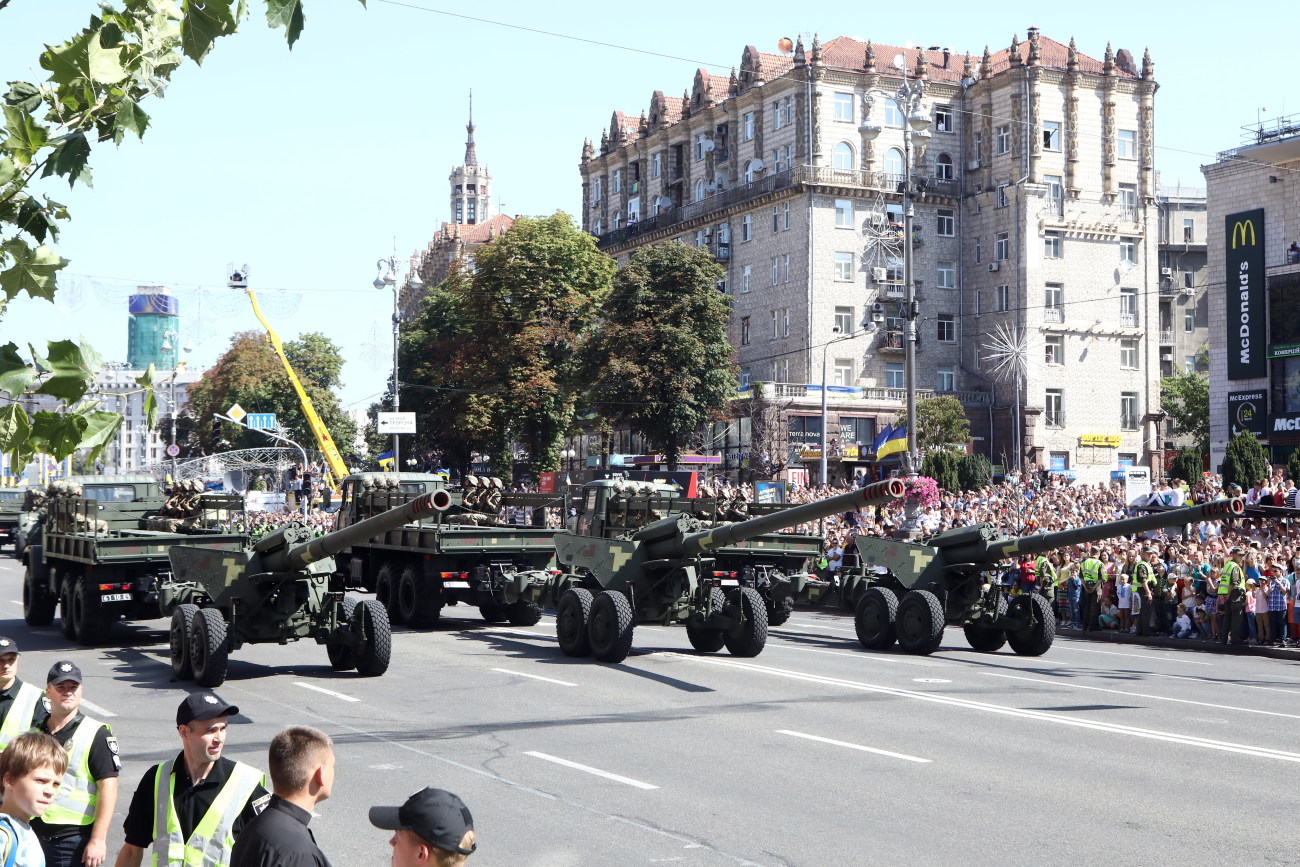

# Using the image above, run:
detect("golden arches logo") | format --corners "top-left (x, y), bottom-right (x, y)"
top-left (1231, 220), bottom-right (1256, 249)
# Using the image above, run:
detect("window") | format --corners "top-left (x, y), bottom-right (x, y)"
top-left (740, 316), bottom-right (751, 345)
top-left (995, 232), bottom-right (1009, 261)
top-left (995, 124), bottom-right (1010, 154)
top-left (627, 198), bottom-right (640, 222)
top-left (1043, 121), bottom-right (1061, 151)
top-left (1120, 338), bottom-right (1138, 369)
top-left (884, 148), bottom-right (905, 177)
top-left (773, 205), bottom-right (780, 232)
top-left (695, 230), bottom-right (706, 247)
top-left (996, 284), bottom-right (1010, 312)
top-left (783, 202), bottom-right (791, 230)
top-left (835, 199), bottom-right (854, 228)
top-left (936, 364), bottom-right (955, 393)
top-left (613, 211), bottom-right (622, 229)
top-left (783, 145), bottom-right (793, 172)
top-left (974, 241), bottom-right (982, 265)
top-left (1044, 283), bottom-right (1063, 322)
top-left (973, 131), bottom-right (983, 161)
top-left (934, 108), bottom-right (953, 133)
top-left (1120, 288), bottom-right (1138, 327)
top-left (783, 253), bottom-right (791, 283)
top-left (1117, 129), bottom-right (1136, 159)
top-left (885, 255), bottom-right (904, 284)
top-left (592, 177), bottom-right (602, 202)
top-left (1184, 309), bottom-right (1195, 333)
top-left (937, 261), bottom-right (955, 289)
top-left (833, 359), bottom-right (854, 386)
top-left (739, 368), bottom-right (751, 388)
top-left (1120, 237), bottom-right (1136, 265)
top-left (886, 363), bottom-right (904, 388)
top-left (773, 99), bottom-right (785, 129)
top-left (936, 209), bottom-right (955, 237)
top-left (695, 179), bottom-right (707, 202)
top-left (975, 290), bottom-right (983, 316)
top-left (771, 309), bottom-right (779, 339)
top-left (650, 152), bottom-right (661, 178)
top-left (834, 252), bottom-right (854, 281)
top-left (592, 218), bottom-right (601, 235)
top-left (833, 92), bottom-right (853, 122)
top-left (1045, 389), bottom-right (1064, 427)
top-left (1185, 355), bottom-right (1197, 373)
top-left (884, 99), bottom-right (903, 127)
top-left (1044, 231), bottom-right (1062, 259)
top-left (780, 307), bottom-right (790, 337)
top-left (718, 221), bottom-right (730, 245)
top-left (833, 142), bottom-right (855, 170)
top-left (741, 214), bottom-right (752, 241)
top-left (613, 169), bottom-right (622, 193)
top-left (741, 265), bottom-right (752, 292)
top-left (937, 314), bottom-right (955, 342)
top-left (1121, 392), bottom-right (1140, 430)
top-left (996, 182), bottom-right (1009, 208)
top-left (773, 147), bottom-right (786, 173)
top-left (778, 358), bottom-right (789, 382)
top-left (769, 361), bottom-right (779, 382)
top-left (1118, 184), bottom-right (1137, 220)
top-left (744, 159), bottom-right (762, 183)
top-left (743, 112), bottom-right (755, 140)
top-left (693, 134), bottom-right (708, 161)
top-left (1045, 334), bottom-right (1063, 365)
top-left (1183, 218), bottom-right (1194, 243)
top-left (834, 306), bottom-right (854, 334)
top-left (784, 97), bottom-right (794, 127)
top-left (771, 257), bottom-right (779, 286)
top-left (935, 153), bottom-right (953, 180)
top-left (1044, 174), bottom-right (1063, 213)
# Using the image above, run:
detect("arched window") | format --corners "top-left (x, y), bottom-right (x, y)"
top-left (593, 219), bottom-right (602, 235)
top-left (884, 148), bottom-right (905, 176)
top-left (744, 158), bottom-right (764, 184)
top-left (614, 211), bottom-right (623, 229)
top-left (833, 142), bottom-right (855, 170)
top-left (695, 179), bottom-right (707, 202)
top-left (935, 153), bottom-right (953, 180)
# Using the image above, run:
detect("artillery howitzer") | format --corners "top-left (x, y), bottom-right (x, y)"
top-left (546, 479), bottom-right (904, 663)
top-left (844, 497), bottom-right (1245, 657)
top-left (164, 488), bottom-right (452, 687)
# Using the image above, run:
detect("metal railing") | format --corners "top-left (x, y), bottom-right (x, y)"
top-left (1159, 329), bottom-right (1175, 345)
top-left (765, 383), bottom-right (990, 405)
top-left (1044, 307), bottom-right (1064, 323)
top-left (1120, 313), bottom-right (1139, 328)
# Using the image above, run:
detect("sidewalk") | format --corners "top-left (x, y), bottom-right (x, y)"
top-left (1054, 624), bottom-right (1300, 662)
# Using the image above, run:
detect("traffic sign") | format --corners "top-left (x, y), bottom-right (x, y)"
top-left (226, 403), bottom-right (246, 423)
top-left (166, 444), bottom-right (180, 457)
top-left (246, 413), bottom-right (278, 430)
top-left (377, 412), bottom-right (416, 434)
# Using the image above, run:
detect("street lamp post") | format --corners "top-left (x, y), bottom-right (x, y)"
top-left (819, 329), bottom-right (864, 488)
top-left (373, 255), bottom-right (423, 474)
top-left (159, 331), bottom-right (192, 481)
top-left (559, 448), bottom-right (577, 484)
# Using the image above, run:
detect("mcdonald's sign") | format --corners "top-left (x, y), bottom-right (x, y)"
top-left (1226, 208), bottom-right (1266, 380)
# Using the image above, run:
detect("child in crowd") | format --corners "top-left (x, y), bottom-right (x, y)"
top-left (1098, 595), bottom-right (1119, 630)
top-left (1171, 604), bottom-right (1194, 639)
top-left (0, 731), bottom-right (68, 867)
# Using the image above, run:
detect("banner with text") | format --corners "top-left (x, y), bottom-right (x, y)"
top-left (1227, 389), bottom-right (1268, 438)
top-left (1226, 208), bottom-right (1266, 380)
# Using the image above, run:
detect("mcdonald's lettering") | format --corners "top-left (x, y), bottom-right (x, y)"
top-left (1226, 209), bottom-right (1265, 380)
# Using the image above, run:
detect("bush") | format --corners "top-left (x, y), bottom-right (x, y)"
top-left (957, 453), bottom-right (993, 491)
top-left (1170, 450), bottom-right (1203, 485)
top-left (1220, 431), bottom-right (1269, 491)
top-left (1287, 449), bottom-right (1300, 485)
top-left (921, 449), bottom-right (961, 493)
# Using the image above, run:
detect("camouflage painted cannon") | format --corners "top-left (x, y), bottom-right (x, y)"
top-left (163, 488), bottom-right (452, 687)
top-left (843, 497), bottom-right (1245, 657)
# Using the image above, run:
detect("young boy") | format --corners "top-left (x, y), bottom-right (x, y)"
top-left (0, 731), bottom-right (68, 866)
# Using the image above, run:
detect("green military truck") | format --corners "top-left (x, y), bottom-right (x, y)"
top-left (332, 473), bottom-right (559, 627)
top-left (0, 489), bottom-right (23, 551)
top-left (23, 475), bottom-right (245, 644)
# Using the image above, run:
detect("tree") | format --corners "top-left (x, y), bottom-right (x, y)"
top-left (920, 449), bottom-right (960, 493)
top-left (1220, 430), bottom-right (1269, 491)
top-left (0, 2), bottom-right (359, 468)
top-left (1160, 369), bottom-right (1209, 455)
top-left (915, 395), bottom-right (972, 453)
top-left (957, 453), bottom-right (993, 491)
top-left (1171, 450), bottom-right (1203, 485)
top-left (1287, 449), bottom-right (1300, 485)
top-left (583, 243), bottom-right (736, 469)
top-left (730, 382), bottom-right (793, 481)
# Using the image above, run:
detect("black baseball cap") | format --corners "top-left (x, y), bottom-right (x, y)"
top-left (0, 637), bottom-right (19, 655)
top-left (47, 661), bottom-right (82, 685)
top-left (176, 692), bottom-right (239, 726)
top-left (369, 788), bottom-right (475, 855)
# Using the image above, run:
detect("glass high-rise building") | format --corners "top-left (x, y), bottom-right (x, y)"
top-left (126, 286), bottom-right (179, 370)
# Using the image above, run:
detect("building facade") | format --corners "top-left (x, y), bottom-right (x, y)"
top-left (1204, 112), bottom-right (1300, 471)
top-left (581, 30), bottom-right (1163, 483)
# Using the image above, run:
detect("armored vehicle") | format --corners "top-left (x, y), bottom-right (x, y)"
top-left (23, 476), bottom-right (245, 644)
top-left (843, 497), bottom-right (1244, 657)
top-left (332, 473), bottom-right (559, 627)
top-left (164, 488), bottom-right (451, 687)
top-left (0, 488), bottom-right (23, 551)
top-left (543, 479), bottom-right (904, 663)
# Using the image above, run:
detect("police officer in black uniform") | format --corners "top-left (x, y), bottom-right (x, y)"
top-left (0, 637), bottom-right (49, 751)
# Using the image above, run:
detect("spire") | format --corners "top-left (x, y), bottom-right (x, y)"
top-left (980, 46), bottom-right (993, 78)
top-left (1009, 33), bottom-right (1022, 67)
top-left (1103, 41), bottom-right (1116, 76)
top-left (1027, 27), bottom-right (1041, 66)
top-left (728, 66), bottom-right (739, 95)
top-left (1067, 37), bottom-right (1080, 73)
top-left (810, 33), bottom-right (822, 67)
top-left (915, 48), bottom-right (929, 79)
top-left (962, 51), bottom-right (974, 80)
top-left (1141, 47), bottom-right (1155, 80)
top-left (864, 41), bottom-right (876, 73)
top-left (794, 36), bottom-right (806, 68)
top-left (581, 138), bottom-right (594, 162)
top-left (464, 90), bottom-right (478, 167)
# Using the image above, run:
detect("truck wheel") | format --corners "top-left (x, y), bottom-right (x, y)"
top-left (895, 590), bottom-right (945, 655)
top-left (555, 588), bottom-right (593, 657)
top-left (23, 564), bottom-right (55, 626)
top-left (375, 565), bottom-right (400, 624)
top-left (507, 601), bottom-right (543, 626)
top-left (170, 604), bottom-right (199, 679)
top-left (190, 608), bottom-right (229, 688)
top-left (768, 596), bottom-right (795, 627)
top-left (59, 576), bottom-right (77, 640)
top-left (855, 587), bottom-right (899, 650)
top-left (963, 595), bottom-right (1008, 652)
top-left (73, 577), bottom-right (111, 645)
top-left (724, 587), bottom-right (769, 658)
top-left (352, 599), bottom-right (392, 677)
top-left (398, 566), bottom-right (442, 628)
top-left (1006, 593), bottom-right (1055, 656)
top-left (686, 588), bottom-right (727, 653)
top-left (588, 591), bottom-right (635, 664)
top-left (327, 598), bottom-right (358, 671)
top-left (478, 605), bottom-right (509, 624)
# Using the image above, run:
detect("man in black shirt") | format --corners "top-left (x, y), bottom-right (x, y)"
top-left (230, 726), bottom-right (335, 867)
top-left (0, 636), bottom-right (48, 749)
top-left (113, 693), bottom-right (269, 867)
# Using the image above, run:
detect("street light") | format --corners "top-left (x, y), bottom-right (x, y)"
top-left (820, 329), bottom-right (864, 488)
top-left (373, 254), bottom-right (423, 474)
top-left (160, 330), bottom-right (192, 481)
top-left (860, 61), bottom-right (933, 475)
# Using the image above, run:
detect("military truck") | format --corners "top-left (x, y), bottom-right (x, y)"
top-left (540, 479), bottom-right (905, 663)
top-left (0, 489), bottom-right (23, 551)
top-left (163, 488), bottom-right (449, 687)
top-left (332, 473), bottom-right (559, 627)
top-left (12, 487), bottom-right (46, 559)
top-left (23, 475), bottom-right (245, 644)
top-left (842, 497), bottom-right (1245, 657)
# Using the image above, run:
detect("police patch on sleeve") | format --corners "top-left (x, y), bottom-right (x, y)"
top-left (251, 793), bottom-right (271, 814)
top-left (106, 736), bottom-right (122, 771)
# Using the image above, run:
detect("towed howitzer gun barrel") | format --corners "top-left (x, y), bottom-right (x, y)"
top-left (979, 497), bottom-right (1244, 564)
top-left (633, 479), bottom-right (905, 561)
top-left (254, 488), bottom-right (453, 573)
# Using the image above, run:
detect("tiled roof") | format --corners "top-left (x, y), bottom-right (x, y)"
top-left (661, 97), bottom-right (686, 125)
top-left (819, 34), bottom-right (1135, 81)
top-left (757, 51), bottom-right (793, 80)
top-left (434, 213), bottom-right (515, 245)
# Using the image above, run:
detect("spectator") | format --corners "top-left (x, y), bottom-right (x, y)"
top-left (369, 788), bottom-right (475, 867)
top-left (1098, 596), bottom-right (1120, 630)
top-left (230, 726), bottom-right (335, 867)
top-left (1171, 605), bottom-right (1194, 639)
top-left (0, 732), bottom-right (67, 866)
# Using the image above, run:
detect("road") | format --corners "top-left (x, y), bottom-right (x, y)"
top-left (2, 555), bottom-right (1299, 865)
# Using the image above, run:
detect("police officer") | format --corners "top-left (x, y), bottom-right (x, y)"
top-left (33, 661), bottom-right (120, 867)
top-left (1132, 546), bottom-right (1157, 636)
top-left (114, 693), bottom-right (269, 867)
top-left (0, 636), bottom-right (48, 750)
top-left (1079, 547), bottom-right (1104, 631)
top-left (1034, 552), bottom-right (1057, 599)
top-left (1218, 546), bottom-right (1247, 645)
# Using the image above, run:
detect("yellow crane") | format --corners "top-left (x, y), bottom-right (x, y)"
top-left (233, 268), bottom-right (349, 494)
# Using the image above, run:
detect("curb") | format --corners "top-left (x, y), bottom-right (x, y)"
top-left (1053, 626), bottom-right (1300, 661)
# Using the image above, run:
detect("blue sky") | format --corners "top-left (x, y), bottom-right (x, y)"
top-left (1, 0), bottom-right (1293, 410)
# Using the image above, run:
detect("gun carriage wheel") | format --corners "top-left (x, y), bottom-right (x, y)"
top-left (588, 591), bottom-right (635, 663)
top-left (1006, 593), bottom-right (1055, 656)
top-left (686, 588), bottom-right (727, 652)
top-left (895, 590), bottom-right (945, 655)
top-left (352, 599), bottom-right (392, 677)
top-left (170, 603), bottom-right (199, 678)
top-left (327, 597), bottom-right (358, 671)
top-left (723, 587), bottom-right (769, 657)
top-left (556, 587), bottom-right (594, 657)
top-left (855, 586), bottom-right (899, 649)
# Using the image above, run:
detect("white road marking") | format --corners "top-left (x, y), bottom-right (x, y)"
top-left (763, 645), bottom-right (934, 666)
top-left (669, 654), bottom-right (1300, 764)
top-left (777, 622), bottom-right (859, 634)
top-left (486, 628), bottom-right (557, 641)
top-left (293, 682), bottom-right (360, 702)
top-left (491, 668), bottom-right (576, 687)
top-left (524, 751), bottom-right (659, 790)
top-left (9, 600), bottom-right (21, 606)
top-left (913, 678), bottom-right (951, 684)
top-left (1149, 671), bottom-right (1300, 696)
top-left (1054, 646), bottom-right (1213, 666)
top-left (79, 699), bottom-right (117, 718)
top-left (777, 730), bottom-right (931, 763)
top-left (983, 672), bottom-right (1300, 721)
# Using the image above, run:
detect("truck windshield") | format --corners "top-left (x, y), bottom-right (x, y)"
top-left (0, 491), bottom-right (22, 502)
top-left (83, 486), bottom-right (139, 503)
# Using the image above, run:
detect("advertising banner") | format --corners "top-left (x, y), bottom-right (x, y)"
top-left (1226, 208), bottom-right (1266, 380)
top-left (1227, 389), bottom-right (1268, 437)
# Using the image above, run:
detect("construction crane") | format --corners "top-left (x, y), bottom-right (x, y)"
top-left (230, 266), bottom-right (348, 494)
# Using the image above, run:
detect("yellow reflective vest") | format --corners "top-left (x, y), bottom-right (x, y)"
top-left (150, 759), bottom-right (264, 867)
top-left (42, 715), bottom-right (108, 827)
top-left (0, 681), bottom-right (44, 750)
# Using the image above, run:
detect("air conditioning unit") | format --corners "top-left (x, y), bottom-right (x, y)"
top-left (871, 302), bottom-right (886, 313)
top-left (1182, 287), bottom-right (1196, 297)
top-left (967, 159), bottom-right (980, 170)
top-left (703, 226), bottom-right (713, 238)
top-left (1160, 267), bottom-right (1173, 276)
top-left (872, 267), bottom-right (888, 282)
top-left (988, 262), bottom-right (1001, 272)
top-left (872, 312), bottom-right (885, 323)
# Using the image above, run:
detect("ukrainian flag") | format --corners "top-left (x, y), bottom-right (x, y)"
top-left (377, 450), bottom-right (395, 470)
top-left (870, 423), bottom-right (893, 457)
top-left (876, 425), bottom-right (908, 460)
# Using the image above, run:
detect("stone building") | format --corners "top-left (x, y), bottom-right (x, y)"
top-left (1204, 112), bottom-right (1300, 471)
top-left (1156, 186), bottom-right (1209, 379)
top-left (580, 29), bottom-right (1163, 484)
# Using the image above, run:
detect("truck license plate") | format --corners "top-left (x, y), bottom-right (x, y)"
top-left (719, 579), bottom-right (739, 586)
top-left (442, 580), bottom-right (470, 589)
top-left (101, 593), bottom-right (132, 602)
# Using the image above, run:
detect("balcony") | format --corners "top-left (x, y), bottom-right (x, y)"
top-left (1043, 307), bottom-right (1064, 323)
top-left (1159, 329), bottom-right (1175, 345)
top-left (1158, 278), bottom-right (1178, 296)
top-left (714, 242), bottom-right (730, 261)
top-left (879, 330), bottom-right (905, 353)
top-left (759, 383), bottom-right (991, 406)
top-left (1120, 313), bottom-right (1139, 328)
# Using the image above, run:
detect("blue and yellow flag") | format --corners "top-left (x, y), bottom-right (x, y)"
top-left (870, 423), bottom-right (893, 456)
top-left (376, 450), bottom-right (395, 470)
top-left (876, 425), bottom-right (908, 459)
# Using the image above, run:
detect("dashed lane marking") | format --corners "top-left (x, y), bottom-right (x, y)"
top-left (777, 730), bottom-right (931, 763)
top-left (293, 682), bottom-right (361, 702)
top-left (1054, 645), bottom-right (1213, 666)
top-left (524, 751), bottom-right (659, 790)
top-left (80, 699), bottom-right (117, 718)
top-left (491, 668), bottom-right (576, 687)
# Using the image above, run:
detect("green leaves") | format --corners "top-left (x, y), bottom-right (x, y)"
top-left (35, 339), bottom-right (103, 404)
top-left (0, 239), bottom-right (66, 303)
top-left (136, 364), bottom-right (159, 430)
top-left (77, 410), bottom-right (125, 467)
top-left (42, 133), bottom-right (93, 188)
top-left (180, 0), bottom-right (239, 64)
top-left (2, 104), bottom-right (49, 169)
top-left (28, 411), bottom-right (88, 458)
top-left (0, 342), bottom-right (37, 398)
top-left (265, 0), bottom-right (306, 47)
top-left (113, 100), bottom-right (150, 141)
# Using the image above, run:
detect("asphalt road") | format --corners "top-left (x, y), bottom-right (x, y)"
top-left (2, 554), bottom-right (1299, 866)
